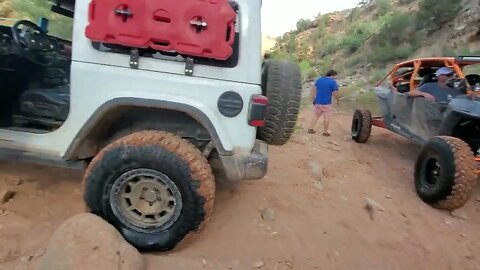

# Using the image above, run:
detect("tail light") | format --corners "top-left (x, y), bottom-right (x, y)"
top-left (248, 94), bottom-right (268, 127)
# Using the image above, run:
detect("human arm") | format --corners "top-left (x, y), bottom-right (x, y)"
top-left (408, 88), bottom-right (435, 102)
top-left (311, 84), bottom-right (317, 104)
top-left (333, 91), bottom-right (340, 105)
top-left (333, 81), bottom-right (340, 105)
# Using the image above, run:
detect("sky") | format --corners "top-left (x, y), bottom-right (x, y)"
top-left (261, 0), bottom-right (360, 37)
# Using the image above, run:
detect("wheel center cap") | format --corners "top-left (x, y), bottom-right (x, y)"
top-left (143, 190), bottom-right (157, 203)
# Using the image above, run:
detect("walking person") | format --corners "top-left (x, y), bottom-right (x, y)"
top-left (307, 70), bottom-right (340, 136)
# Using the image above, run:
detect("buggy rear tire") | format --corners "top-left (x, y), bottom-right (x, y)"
top-left (351, 109), bottom-right (372, 143)
top-left (414, 136), bottom-right (477, 211)
top-left (83, 131), bottom-right (215, 252)
top-left (258, 60), bottom-right (302, 146)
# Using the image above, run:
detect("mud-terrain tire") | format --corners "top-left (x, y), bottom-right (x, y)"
top-left (351, 109), bottom-right (372, 143)
top-left (415, 136), bottom-right (477, 211)
top-left (259, 60), bottom-right (302, 146)
top-left (83, 131), bottom-right (215, 252)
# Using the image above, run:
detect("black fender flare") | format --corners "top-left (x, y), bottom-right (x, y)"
top-left (63, 97), bottom-right (230, 159)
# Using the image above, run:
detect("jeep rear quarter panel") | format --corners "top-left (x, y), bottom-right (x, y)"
top-left (0, 0), bottom-right (262, 164)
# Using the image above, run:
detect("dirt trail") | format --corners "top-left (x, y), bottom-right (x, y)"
top-left (0, 110), bottom-right (479, 270)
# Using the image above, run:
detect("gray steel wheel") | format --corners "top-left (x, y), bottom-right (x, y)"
top-left (109, 168), bottom-right (183, 231)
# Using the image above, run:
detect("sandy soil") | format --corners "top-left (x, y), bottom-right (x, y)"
top-left (0, 110), bottom-right (479, 270)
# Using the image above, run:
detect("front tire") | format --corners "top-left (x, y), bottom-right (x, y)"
top-left (351, 109), bottom-right (372, 143)
top-left (415, 136), bottom-right (477, 211)
top-left (83, 131), bottom-right (215, 252)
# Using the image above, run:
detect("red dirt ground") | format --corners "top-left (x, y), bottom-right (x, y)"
top-left (1, 111), bottom-right (479, 270)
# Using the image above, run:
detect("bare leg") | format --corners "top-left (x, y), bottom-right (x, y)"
top-left (323, 114), bottom-right (330, 134)
top-left (308, 113), bottom-right (321, 131)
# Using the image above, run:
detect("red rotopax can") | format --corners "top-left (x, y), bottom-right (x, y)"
top-left (85, 0), bottom-right (237, 60)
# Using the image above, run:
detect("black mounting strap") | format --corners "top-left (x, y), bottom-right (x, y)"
top-left (129, 48), bottom-right (139, 69)
top-left (185, 57), bottom-right (194, 76)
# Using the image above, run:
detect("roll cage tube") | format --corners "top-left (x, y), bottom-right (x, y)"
top-left (378, 59), bottom-right (471, 92)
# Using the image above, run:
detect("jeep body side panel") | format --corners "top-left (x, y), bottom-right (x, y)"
top-left (0, 62), bottom-right (260, 155)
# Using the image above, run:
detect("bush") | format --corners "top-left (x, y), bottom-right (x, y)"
top-left (376, 13), bottom-right (412, 45)
top-left (368, 42), bottom-right (417, 66)
top-left (320, 36), bottom-right (339, 56)
top-left (376, 0), bottom-right (391, 16)
top-left (341, 25), bottom-right (372, 53)
top-left (347, 7), bottom-right (362, 22)
top-left (341, 35), bottom-right (365, 53)
top-left (399, 0), bottom-right (415, 5)
top-left (296, 18), bottom-right (312, 32)
top-left (416, 0), bottom-right (461, 31)
top-left (0, 1), bottom-right (13, 17)
top-left (316, 15), bottom-right (328, 37)
top-left (307, 69), bottom-right (319, 81)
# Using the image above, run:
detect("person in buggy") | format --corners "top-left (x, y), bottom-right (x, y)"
top-left (407, 67), bottom-right (463, 103)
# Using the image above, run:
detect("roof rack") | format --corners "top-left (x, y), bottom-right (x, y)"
top-left (455, 55), bottom-right (480, 62)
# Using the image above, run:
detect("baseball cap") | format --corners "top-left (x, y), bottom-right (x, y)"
top-left (435, 67), bottom-right (454, 77)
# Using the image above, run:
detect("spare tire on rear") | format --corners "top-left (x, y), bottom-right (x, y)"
top-left (258, 60), bottom-right (302, 145)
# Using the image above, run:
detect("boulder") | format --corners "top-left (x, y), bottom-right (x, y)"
top-left (36, 213), bottom-right (144, 270)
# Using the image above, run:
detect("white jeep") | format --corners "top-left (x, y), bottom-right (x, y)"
top-left (0, 0), bottom-right (301, 251)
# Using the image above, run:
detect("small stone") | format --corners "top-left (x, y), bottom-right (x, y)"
top-left (260, 208), bottom-right (276, 221)
top-left (340, 195), bottom-right (348, 201)
top-left (365, 197), bottom-right (385, 220)
top-left (400, 212), bottom-right (407, 218)
top-left (445, 219), bottom-right (453, 225)
top-left (328, 141), bottom-right (339, 146)
top-left (10, 178), bottom-right (24, 186)
top-left (451, 210), bottom-right (468, 221)
top-left (309, 161), bottom-right (325, 182)
top-left (253, 261), bottom-right (265, 268)
top-left (460, 233), bottom-right (466, 238)
top-left (476, 196), bottom-right (480, 203)
top-left (385, 195), bottom-right (393, 200)
top-left (313, 181), bottom-right (323, 190)
top-left (202, 258), bottom-right (207, 266)
top-left (1, 190), bottom-right (16, 204)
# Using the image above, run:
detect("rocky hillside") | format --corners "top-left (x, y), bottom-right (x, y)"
top-left (269, 0), bottom-right (480, 82)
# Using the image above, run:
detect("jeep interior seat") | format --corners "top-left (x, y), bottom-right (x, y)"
top-left (396, 83), bottom-right (410, 93)
top-left (419, 73), bottom-right (437, 86)
top-left (15, 85), bottom-right (70, 127)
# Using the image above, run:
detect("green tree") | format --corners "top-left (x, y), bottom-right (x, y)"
top-left (296, 18), bottom-right (312, 32)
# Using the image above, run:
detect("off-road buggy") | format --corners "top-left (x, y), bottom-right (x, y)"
top-left (0, 0), bottom-right (301, 251)
top-left (351, 56), bottom-right (480, 210)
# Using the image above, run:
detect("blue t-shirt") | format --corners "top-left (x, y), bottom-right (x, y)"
top-left (314, 77), bottom-right (339, 105)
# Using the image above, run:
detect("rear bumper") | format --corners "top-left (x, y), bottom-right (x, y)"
top-left (214, 140), bottom-right (268, 181)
